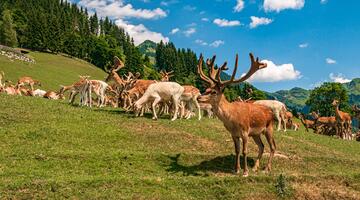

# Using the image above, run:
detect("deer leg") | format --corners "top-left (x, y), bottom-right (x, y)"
top-left (232, 135), bottom-right (241, 174)
top-left (242, 135), bottom-right (249, 177)
top-left (252, 135), bottom-right (264, 172)
top-left (264, 126), bottom-right (276, 172)
top-left (151, 97), bottom-right (161, 120)
top-left (281, 113), bottom-right (287, 132)
top-left (194, 98), bottom-right (201, 121)
top-left (171, 96), bottom-right (180, 121)
top-left (185, 101), bottom-right (192, 120)
top-left (275, 111), bottom-right (281, 131)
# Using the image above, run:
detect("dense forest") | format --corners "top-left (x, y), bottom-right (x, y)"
top-left (0, 0), bottom-right (266, 101)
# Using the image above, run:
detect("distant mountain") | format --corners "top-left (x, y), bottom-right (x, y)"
top-left (268, 78), bottom-right (360, 112)
top-left (267, 87), bottom-right (310, 112)
top-left (137, 40), bottom-right (157, 64)
top-left (343, 78), bottom-right (360, 105)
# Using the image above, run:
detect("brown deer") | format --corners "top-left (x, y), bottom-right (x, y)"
top-left (160, 70), bottom-right (174, 81)
top-left (197, 53), bottom-right (275, 176)
top-left (311, 111), bottom-right (338, 136)
top-left (332, 99), bottom-right (352, 139)
top-left (298, 113), bottom-right (316, 132)
top-left (17, 76), bottom-right (41, 91)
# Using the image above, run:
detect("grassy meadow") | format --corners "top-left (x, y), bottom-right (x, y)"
top-left (0, 53), bottom-right (360, 199)
top-left (0, 52), bottom-right (106, 91)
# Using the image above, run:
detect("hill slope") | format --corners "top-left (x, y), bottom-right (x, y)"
top-left (0, 94), bottom-right (359, 199)
top-left (0, 52), bottom-right (107, 90)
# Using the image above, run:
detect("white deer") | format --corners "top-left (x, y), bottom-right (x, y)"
top-left (253, 100), bottom-right (287, 131)
top-left (134, 82), bottom-right (184, 121)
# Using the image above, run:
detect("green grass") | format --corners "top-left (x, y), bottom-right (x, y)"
top-left (0, 53), bottom-right (360, 199)
top-left (0, 51), bottom-right (106, 91)
top-left (0, 94), bottom-right (359, 199)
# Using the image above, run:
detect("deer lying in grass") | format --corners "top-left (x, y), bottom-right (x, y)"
top-left (197, 53), bottom-right (275, 176)
top-left (254, 100), bottom-right (287, 132)
top-left (17, 76), bottom-right (41, 91)
top-left (30, 89), bottom-right (47, 97)
top-left (298, 113), bottom-right (316, 132)
top-left (43, 91), bottom-right (65, 100)
top-left (134, 82), bottom-right (184, 121)
top-left (332, 99), bottom-right (352, 139)
top-left (0, 81), bottom-right (22, 95)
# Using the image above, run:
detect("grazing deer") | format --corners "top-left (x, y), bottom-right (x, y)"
top-left (134, 82), bottom-right (184, 121)
top-left (332, 99), bottom-right (352, 139)
top-left (60, 76), bottom-right (90, 104)
top-left (254, 100), bottom-right (287, 132)
top-left (180, 85), bottom-right (202, 120)
top-left (197, 53), bottom-right (275, 176)
top-left (17, 76), bottom-right (41, 91)
top-left (298, 113), bottom-right (316, 132)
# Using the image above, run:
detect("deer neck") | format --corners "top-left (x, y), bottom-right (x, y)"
top-left (211, 94), bottom-right (232, 122)
top-left (333, 104), bottom-right (342, 120)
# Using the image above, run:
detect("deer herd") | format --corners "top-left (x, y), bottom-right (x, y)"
top-left (1, 53), bottom-right (359, 176)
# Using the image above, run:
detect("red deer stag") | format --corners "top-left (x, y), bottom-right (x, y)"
top-left (197, 53), bottom-right (275, 176)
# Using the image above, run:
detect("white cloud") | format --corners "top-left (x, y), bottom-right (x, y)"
top-left (299, 43), bottom-right (308, 48)
top-left (234, 0), bottom-right (245, 12)
top-left (320, 0), bottom-right (328, 4)
top-left (79, 0), bottom-right (167, 19)
top-left (201, 18), bottom-right (209, 22)
top-left (184, 27), bottom-right (196, 37)
top-left (209, 40), bottom-right (225, 48)
top-left (245, 60), bottom-right (302, 82)
top-left (115, 19), bottom-right (169, 45)
top-left (195, 39), bottom-right (208, 46)
top-left (170, 28), bottom-right (180, 34)
top-left (326, 58), bottom-right (336, 64)
top-left (160, 0), bottom-right (178, 6)
top-left (329, 73), bottom-right (351, 83)
top-left (213, 18), bottom-right (241, 27)
top-left (263, 0), bottom-right (305, 12)
top-left (184, 5), bottom-right (196, 11)
top-left (249, 16), bottom-right (273, 29)
top-left (78, 0), bottom-right (168, 45)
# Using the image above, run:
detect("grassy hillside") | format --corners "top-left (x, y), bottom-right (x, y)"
top-left (0, 52), bottom-right (107, 91)
top-left (0, 94), bottom-right (359, 199)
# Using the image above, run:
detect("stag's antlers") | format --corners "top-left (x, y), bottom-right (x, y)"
top-left (197, 53), bottom-right (267, 88)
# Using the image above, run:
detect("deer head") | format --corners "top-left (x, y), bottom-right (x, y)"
top-left (332, 99), bottom-right (340, 106)
top-left (105, 56), bottom-right (125, 82)
top-left (160, 70), bottom-right (174, 81)
top-left (197, 53), bottom-right (267, 104)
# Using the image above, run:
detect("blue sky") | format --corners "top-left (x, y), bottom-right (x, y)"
top-left (74, 0), bottom-right (360, 92)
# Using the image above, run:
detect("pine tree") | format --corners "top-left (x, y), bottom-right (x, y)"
top-left (0, 9), bottom-right (18, 47)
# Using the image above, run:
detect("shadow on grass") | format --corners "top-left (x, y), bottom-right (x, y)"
top-left (166, 153), bottom-right (255, 176)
